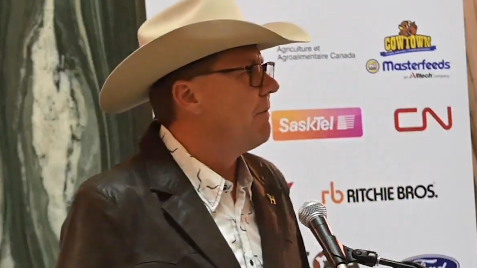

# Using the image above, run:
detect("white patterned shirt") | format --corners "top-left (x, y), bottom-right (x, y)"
top-left (160, 126), bottom-right (263, 268)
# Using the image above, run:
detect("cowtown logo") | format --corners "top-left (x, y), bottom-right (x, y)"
top-left (381, 20), bottom-right (436, 57)
top-left (313, 251), bottom-right (360, 268)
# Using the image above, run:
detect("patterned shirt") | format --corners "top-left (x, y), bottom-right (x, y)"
top-left (160, 126), bottom-right (263, 268)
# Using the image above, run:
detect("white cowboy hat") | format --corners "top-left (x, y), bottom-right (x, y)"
top-left (99, 0), bottom-right (310, 114)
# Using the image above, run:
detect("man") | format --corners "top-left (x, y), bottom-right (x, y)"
top-left (55, 0), bottom-right (311, 267)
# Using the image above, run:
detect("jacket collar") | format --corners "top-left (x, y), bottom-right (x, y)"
top-left (137, 121), bottom-right (289, 268)
top-left (137, 121), bottom-right (240, 268)
top-left (158, 125), bottom-right (253, 212)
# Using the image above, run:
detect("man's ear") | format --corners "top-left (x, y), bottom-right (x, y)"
top-left (171, 80), bottom-right (201, 114)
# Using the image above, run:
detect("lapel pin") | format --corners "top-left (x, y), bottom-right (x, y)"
top-left (266, 194), bottom-right (276, 205)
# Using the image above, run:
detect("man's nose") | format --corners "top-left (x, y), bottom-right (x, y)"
top-left (260, 74), bottom-right (279, 95)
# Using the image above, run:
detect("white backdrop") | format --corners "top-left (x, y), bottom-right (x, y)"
top-left (145, 1), bottom-right (477, 267)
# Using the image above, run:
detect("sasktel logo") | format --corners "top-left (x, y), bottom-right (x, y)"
top-left (394, 107), bottom-right (452, 132)
top-left (271, 108), bottom-right (364, 141)
top-left (321, 182), bottom-right (437, 205)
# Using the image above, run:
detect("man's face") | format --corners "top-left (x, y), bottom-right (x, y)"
top-left (178, 45), bottom-right (279, 151)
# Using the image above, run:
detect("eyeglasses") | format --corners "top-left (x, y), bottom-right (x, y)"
top-left (194, 62), bottom-right (275, 88)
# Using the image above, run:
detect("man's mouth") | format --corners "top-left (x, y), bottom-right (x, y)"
top-left (257, 108), bottom-right (270, 114)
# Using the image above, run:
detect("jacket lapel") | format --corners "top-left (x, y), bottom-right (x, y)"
top-left (138, 121), bottom-right (241, 268)
top-left (160, 181), bottom-right (240, 268)
top-left (245, 157), bottom-right (287, 268)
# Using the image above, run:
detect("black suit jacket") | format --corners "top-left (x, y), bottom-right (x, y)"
top-left (55, 121), bottom-right (310, 268)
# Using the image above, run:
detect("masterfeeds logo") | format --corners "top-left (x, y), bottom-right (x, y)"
top-left (366, 59), bottom-right (451, 78)
top-left (271, 108), bottom-right (363, 141)
top-left (382, 59), bottom-right (450, 72)
top-left (381, 20), bottom-right (436, 57)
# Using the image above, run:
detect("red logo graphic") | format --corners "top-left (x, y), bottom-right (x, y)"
top-left (321, 182), bottom-right (344, 205)
top-left (394, 107), bottom-right (452, 132)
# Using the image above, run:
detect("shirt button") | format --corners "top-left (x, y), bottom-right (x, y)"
top-left (250, 260), bottom-right (254, 266)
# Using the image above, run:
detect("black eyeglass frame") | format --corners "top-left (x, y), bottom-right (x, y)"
top-left (192, 61), bottom-right (275, 88)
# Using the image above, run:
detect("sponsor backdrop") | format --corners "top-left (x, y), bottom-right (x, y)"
top-left (145, 0), bottom-right (477, 267)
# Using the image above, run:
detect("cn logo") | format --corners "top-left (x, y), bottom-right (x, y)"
top-left (321, 182), bottom-right (344, 205)
top-left (394, 107), bottom-right (453, 132)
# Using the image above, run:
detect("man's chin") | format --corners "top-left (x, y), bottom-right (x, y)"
top-left (246, 125), bottom-right (271, 151)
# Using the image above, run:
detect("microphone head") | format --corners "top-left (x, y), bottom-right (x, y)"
top-left (298, 200), bottom-right (327, 227)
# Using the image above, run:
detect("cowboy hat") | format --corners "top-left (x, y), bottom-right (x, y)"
top-left (99, 0), bottom-right (310, 114)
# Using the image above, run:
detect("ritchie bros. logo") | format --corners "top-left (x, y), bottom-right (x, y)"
top-left (321, 182), bottom-right (438, 205)
top-left (380, 20), bottom-right (436, 57)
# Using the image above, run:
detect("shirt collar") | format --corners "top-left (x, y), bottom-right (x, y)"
top-left (159, 125), bottom-right (253, 212)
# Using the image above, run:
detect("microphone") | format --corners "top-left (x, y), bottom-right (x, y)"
top-left (298, 200), bottom-right (426, 268)
top-left (298, 200), bottom-right (348, 268)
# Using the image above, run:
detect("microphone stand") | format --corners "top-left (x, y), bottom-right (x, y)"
top-left (342, 246), bottom-right (426, 268)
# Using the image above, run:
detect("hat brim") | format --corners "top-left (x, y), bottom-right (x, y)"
top-left (99, 19), bottom-right (310, 114)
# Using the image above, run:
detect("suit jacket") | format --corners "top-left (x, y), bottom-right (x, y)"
top-left (55, 121), bottom-right (310, 268)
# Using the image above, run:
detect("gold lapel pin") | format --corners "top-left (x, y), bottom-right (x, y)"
top-left (266, 193), bottom-right (276, 205)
